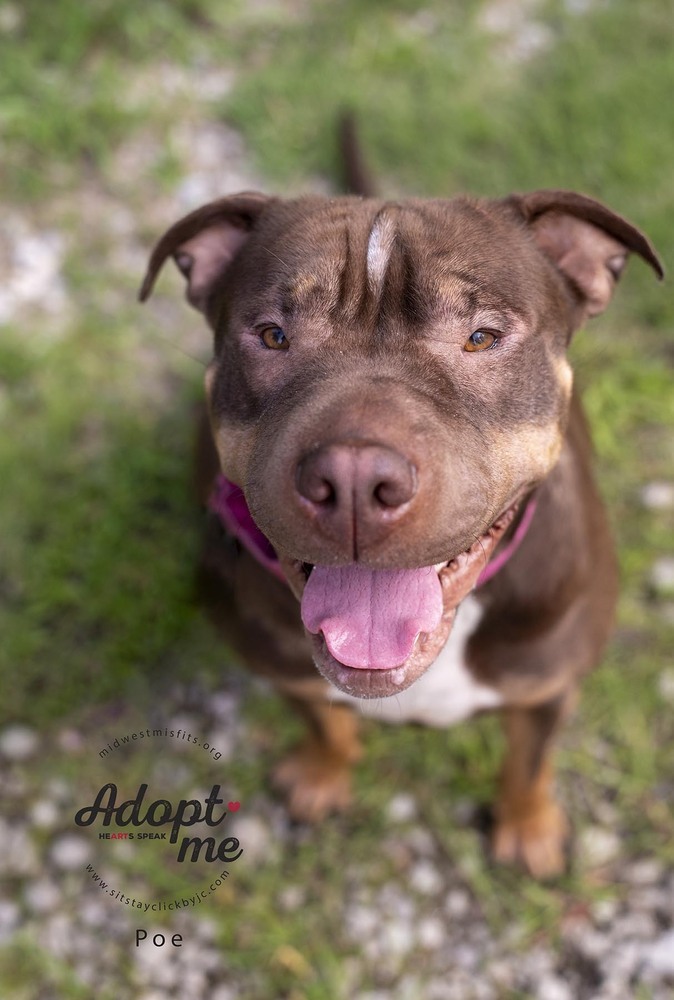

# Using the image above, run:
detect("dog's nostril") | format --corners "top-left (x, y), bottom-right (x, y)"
top-left (296, 444), bottom-right (416, 514)
top-left (296, 461), bottom-right (337, 506)
top-left (374, 475), bottom-right (415, 508)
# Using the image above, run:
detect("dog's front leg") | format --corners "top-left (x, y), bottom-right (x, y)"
top-left (492, 690), bottom-right (576, 879)
top-left (271, 690), bottom-right (363, 823)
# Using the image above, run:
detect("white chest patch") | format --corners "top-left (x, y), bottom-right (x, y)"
top-left (327, 595), bottom-right (503, 727)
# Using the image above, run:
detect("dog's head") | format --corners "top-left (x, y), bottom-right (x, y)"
top-left (141, 191), bottom-right (662, 697)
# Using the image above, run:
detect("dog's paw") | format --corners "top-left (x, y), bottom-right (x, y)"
top-left (271, 740), bottom-right (353, 822)
top-left (491, 800), bottom-right (569, 879)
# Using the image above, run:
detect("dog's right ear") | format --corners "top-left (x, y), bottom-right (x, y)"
top-left (139, 192), bottom-right (273, 312)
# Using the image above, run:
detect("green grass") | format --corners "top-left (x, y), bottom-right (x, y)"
top-left (1, 0), bottom-right (673, 995)
top-left (0, 0), bottom-right (239, 199)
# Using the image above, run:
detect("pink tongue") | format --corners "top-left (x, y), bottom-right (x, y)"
top-left (301, 564), bottom-right (443, 670)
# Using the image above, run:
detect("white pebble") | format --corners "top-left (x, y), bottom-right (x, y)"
top-left (626, 858), bottom-right (664, 885)
top-left (344, 903), bottom-right (378, 940)
top-left (50, 834), bottom-right (90, 870)
top-left (578, 826), bottom-right (622, 868)
top-left (45, 777), bottom-right (71, 802)
top-left (613, 911), bottom-right (656, 940)
top-left (574, 928), bottom-right (611, 961)
top-left (380, 917), bottom-right (414, 957)
top-left (405, 826), bottom-right (436, 855)
top-left (57, 728), bottom-right (85, 753)
top-left (0, 900), bottom-right (20, 942)
top-left (195, 948), bottom-right (222, 973)
top-left (278, 885), bottom-right (305, 911)
top-left (194, 917), bottom-right (218, 943)
top-left (386, 793), bottom-right (417, 823)
top-left (178, 968), bottom-right (208, 995)
top-left (227, 815), bottom-right (271, 864)
top-left (30, 799), bottom-right (60, 829)
top-left (640, 482), bottom-right (674, 510)
top-left (0, 820), bottom-right (38, 876)
top-left (536, 974), bottom-right (573, 1000)
top-left (409, 860), bottom-right (444, 895)
top-left (454, 943), bottom-right (479, 970)
top-left (591, 897), bottom-right (619, 924)
top-left (641, 929), bottom-right (674, 976)
top-left (522, 947), bottom-right (554, 978)
top-left (24, 879), bottom-right (62, 914)
top-left (395, 977), bottom-right (425, 1000)
top-left (488, 959), bottom-right (514, 989)
top-left (205, 728), bottom-right (234, 761)
top-left (0, 5), bottom-right (22, 33)
top-left (40, 913), bottom-right (74, 959)
top-left (658, 668), bottom-right (674, 704)
top-left (0, 724), bottom-right (39, 760)
top-left (211, 988), bottom-right (238, 1000)
top-left (650, 557), bottom-right (674, 593)
top-left (445, 888), bottom-right (471, 917)
top-left (209, 692), bottom-right (239, 719)
top-left (417, 915), bottom-right (446, 950)
top-left (78, 898), bottom-right (108, 927)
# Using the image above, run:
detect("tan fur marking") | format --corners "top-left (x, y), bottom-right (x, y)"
top-left (288, 273), bottom-right (323, 307)
top-left (490, 423), bottom-right (565, 491)
top-left (205, 364), bottom-right (256, 485)
top-left (554, 357), bottom-right (574, 401)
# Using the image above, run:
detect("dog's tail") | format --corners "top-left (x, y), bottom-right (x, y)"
top-left (338, 112), bottom-right (377, 198)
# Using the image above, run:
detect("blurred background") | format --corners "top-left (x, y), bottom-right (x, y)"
top-left (1, 0), bottom-right (673, 997)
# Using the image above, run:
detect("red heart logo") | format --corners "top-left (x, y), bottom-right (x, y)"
top-left (228, 801), bottom-right (241, 812)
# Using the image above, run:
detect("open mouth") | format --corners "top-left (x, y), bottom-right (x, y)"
top-left (278, 500), bottom-right (522, 699)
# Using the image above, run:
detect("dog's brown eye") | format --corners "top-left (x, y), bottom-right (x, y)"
top-left (464, 330), bottom-right (497, 352)
top-left (260, 325), bottom-right (289, 351)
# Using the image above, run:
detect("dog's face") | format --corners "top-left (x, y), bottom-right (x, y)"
top-left (141, 191), bottom-right (661, 698)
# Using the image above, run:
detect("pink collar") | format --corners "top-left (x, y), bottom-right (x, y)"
top-left (209, 476), bottom-right (287, 583)
top-left (474, 496), bottom-right (538, 587)
top-left (209, 474), bottom-right (537, 590)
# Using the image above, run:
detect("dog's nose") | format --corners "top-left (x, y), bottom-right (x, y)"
top-left (295, 443), bottom-right (417, 552)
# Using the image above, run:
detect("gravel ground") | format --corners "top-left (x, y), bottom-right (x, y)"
top-left (2, 683), bottom-right (674, 999)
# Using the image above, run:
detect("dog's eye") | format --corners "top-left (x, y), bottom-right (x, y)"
top-left (464, 330), bottom-right (497, 352)
top-left (260, 325), bottom-right (289, 351)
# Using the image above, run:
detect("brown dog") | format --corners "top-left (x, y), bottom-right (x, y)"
top-left (140, 168), bottom-right (662, 878)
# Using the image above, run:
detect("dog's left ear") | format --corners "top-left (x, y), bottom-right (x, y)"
top-left (139, 192), bottom-right (273, 312)
top-left (507, 190), bottom-right (664, 319)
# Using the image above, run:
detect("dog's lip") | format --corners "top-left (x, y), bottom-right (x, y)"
top-left (307, 610), bottom-right (457, 699)
top-left (278, 497), bottom-right (525, 698)
top-left (280, 495), bottom-right (524, 594)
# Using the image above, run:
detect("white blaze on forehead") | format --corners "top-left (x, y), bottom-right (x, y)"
top-left (366, 210), bottom-right (397, 298)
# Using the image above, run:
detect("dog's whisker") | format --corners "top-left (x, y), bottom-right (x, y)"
top-left (262, 245), bottom-right (288, 268)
